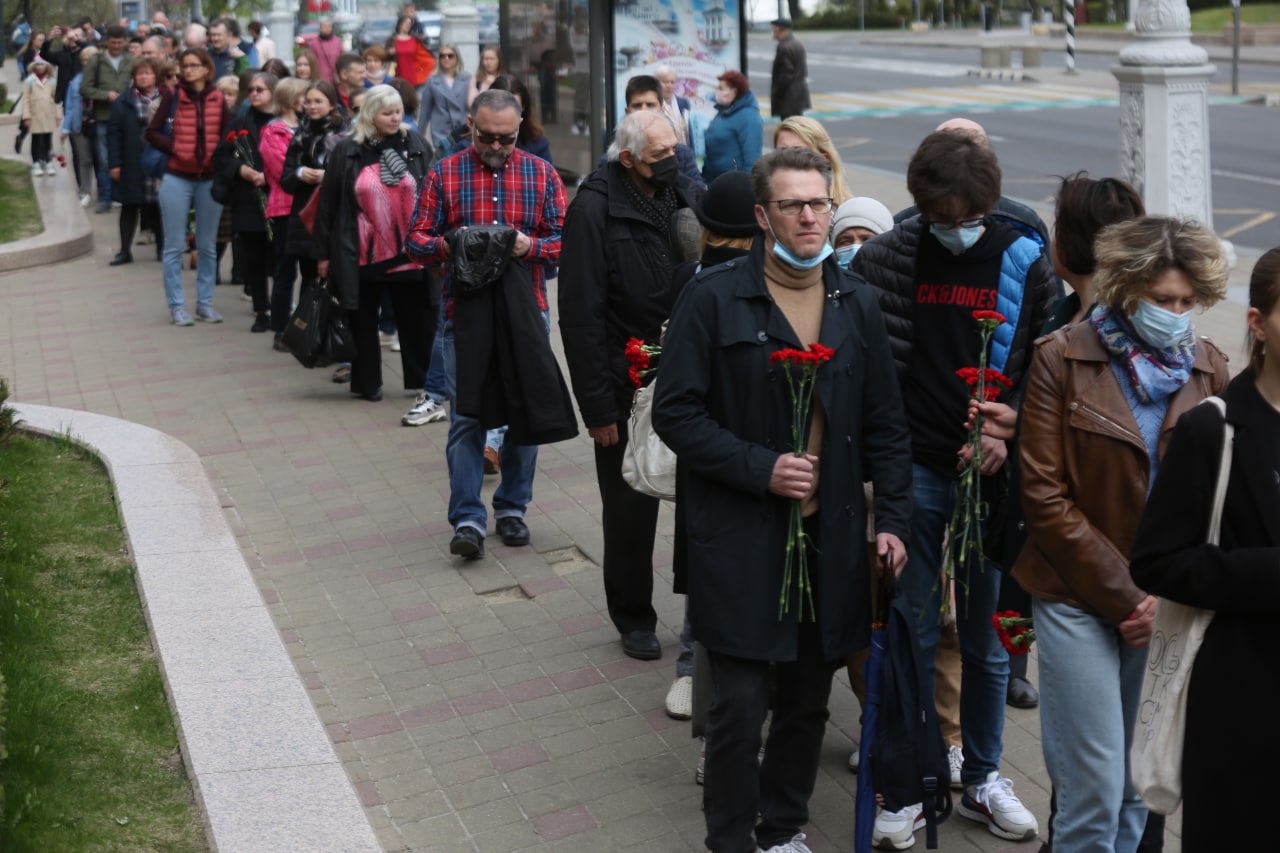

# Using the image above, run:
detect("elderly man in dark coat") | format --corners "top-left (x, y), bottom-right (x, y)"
top-left (560, 109), bottom-right (702, 662)
top-left (769, 18), bottom-right (810, 121)
top-left (652, 147), bottom-right (912, 853)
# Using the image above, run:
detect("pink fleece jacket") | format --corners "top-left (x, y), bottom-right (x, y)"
top-left (258, 120), bottom-right (296, 219)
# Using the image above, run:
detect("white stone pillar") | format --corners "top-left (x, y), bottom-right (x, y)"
top-left (442, 5), bottom-right (481, 76)
top-left (269, 0), bottom-right (295, 69)
top-left (1112, 0), bottom-right (1233, 264)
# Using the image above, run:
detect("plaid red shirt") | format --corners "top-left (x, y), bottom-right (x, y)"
top-left (406, 145), bottom-right (566, 312)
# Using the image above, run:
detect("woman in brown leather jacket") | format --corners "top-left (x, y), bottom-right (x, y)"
top-left (1013, 214), bottom-right (1230, 853)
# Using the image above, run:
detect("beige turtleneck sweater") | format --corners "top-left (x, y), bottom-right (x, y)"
top-left (763, 250), bottom-right (827, 517)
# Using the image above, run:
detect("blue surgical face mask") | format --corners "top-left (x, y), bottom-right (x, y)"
top-left (930, 223), bottom-right (983, 254)
top-left (835, 243), bottom-right (860, 269)
top-left (763, 212), bottom-right (833, 270)
top-left (1130, 299), bottom-right (1192, 349)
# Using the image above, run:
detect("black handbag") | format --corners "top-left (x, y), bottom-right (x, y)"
top-left (281, 283), bottom-right (355, 369)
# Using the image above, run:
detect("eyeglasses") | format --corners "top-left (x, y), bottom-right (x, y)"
top-left (474, 131), bottom-right (518, 146)
top-left (439, 52), bottom-right (456, 58)
top-left (249, 86), bottom-right (270, 93)
top-left (925, 215), bottom-right (985, 231)
top-left (766, 198), bottom-right (834, 216)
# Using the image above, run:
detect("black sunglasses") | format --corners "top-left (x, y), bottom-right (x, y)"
top-left (474, 131), bottom-right (517, 146)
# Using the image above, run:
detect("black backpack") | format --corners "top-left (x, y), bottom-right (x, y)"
top-left (869, 589), bottom-right (953, 849)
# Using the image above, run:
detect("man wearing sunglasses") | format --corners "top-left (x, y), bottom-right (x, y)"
top-left (851, 129), bottom-right (1057, 849)
top-left (651, 146), bottom-right (912, 853)
top-left (559, 109), bottom-right (702, 663)
top-left (406, 88), bottom-right (568, 562)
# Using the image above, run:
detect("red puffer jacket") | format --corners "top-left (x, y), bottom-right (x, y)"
top-left (145, 83), bottom-right (230, 181)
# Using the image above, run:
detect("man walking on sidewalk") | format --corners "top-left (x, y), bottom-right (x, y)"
top-left (769, 19), bottom-right (810, 121)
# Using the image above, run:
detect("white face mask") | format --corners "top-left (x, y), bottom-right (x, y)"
top-left (1130, 300), bottom-right (1192, 349)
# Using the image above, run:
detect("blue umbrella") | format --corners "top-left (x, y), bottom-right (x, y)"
top-left (854, 574), bottom-right (891, 853)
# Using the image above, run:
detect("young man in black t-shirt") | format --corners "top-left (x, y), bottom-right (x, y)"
top-left (852, 130), bottom-right (1056, 849)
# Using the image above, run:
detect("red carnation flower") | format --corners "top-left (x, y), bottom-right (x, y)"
top-left (973, 310), bottom-right (1006, 324)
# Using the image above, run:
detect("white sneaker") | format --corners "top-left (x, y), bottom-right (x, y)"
top-left (30, 163), bottom-right (41, 177)
top-left (695, 739), bottom-right (705, 785)
top-left (760, 832), bottom-right (812, 853)
top-left (79, 192), bottom-right (92, 207)
top-left (848, 745), bottom-right (860, 772)
top-left (402, 393), bottom-right (447, 426)
top-left (958, 772), bottom-right (1038, 841)
top-left (136, 231), bottom-right (154, 246)
top-left (948, 744), bottom-right (964, 789)
top-left (664, 675), bottom-right (692, 720)
top-left (873, 803), bottom-right (923, 850)
top-left (379, 331), bottom-right (398, 349)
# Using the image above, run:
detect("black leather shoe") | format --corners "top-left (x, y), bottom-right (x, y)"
top-left (109, 252), bottom-right (133, 266)
top-left (496, 516), bottom-right (530, 546)
top-left (449, 526), bottom-right (484, 560)
top-left (621, 629), bottom-right (661, 661)
top-left (1007, 675), bottom-right (1040, 709)
top-left (250, 313), bottom-right (270, 333)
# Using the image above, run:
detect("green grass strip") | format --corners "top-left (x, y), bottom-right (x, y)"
top-left (0, 160), bottom-right (42, 244)
top-left (0, 433), bottom-right (206, 852)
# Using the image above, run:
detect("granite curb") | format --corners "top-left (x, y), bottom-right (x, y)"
top-left (12, 402), bottom-right (382, 853)
top-left (0, 139), bottom-right (94, 273)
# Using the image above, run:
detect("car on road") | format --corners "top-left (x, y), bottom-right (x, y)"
top-left (355, 16), bottom-right (397, 51)
top-left (416, 11), bottom-right (443, 52)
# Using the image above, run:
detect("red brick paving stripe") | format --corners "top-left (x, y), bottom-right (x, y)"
top-left (391, 603), bottom-right (440, 624)
top-left (421, 643), bottom-right (474, 665)
top-left (301, 672), bottom-right (324, 690)
top-left (279, 628), bottom-right (302, 644)
top-left (260, 549), bottom-right (304, 566)
top-left (531, 805), bottom-right (597, 841)
top-left (345, 533), bottom-right (388, 553)
top-left (309, 479), bottom-right (347, 493)
top-left (384, 527), bottom-right (426, 545)
top-left (519, 576), bottom-right (569, 597)
top-left (488, 743), bottom-right (550, 773)
top-left (642, 706), bottom-right (684, 732)
top-left (451, 688), bottom-right (508, 717)
top-left (550, 667), bottom-right (605, 693)
top-left (259, 588), bottom-right (280, 605)
top-left (346, 711), bottom-right (404, 740)
top-left (354, 779), bottom-right (383, 807)
top-left (400, 700), bottom-right (455, 728)
top-left (501, 676), bottom-right (558, 704)
top-left (326, 722), bottom-right (351, 743)
top-left (559, 613), bottom-right (607, 635)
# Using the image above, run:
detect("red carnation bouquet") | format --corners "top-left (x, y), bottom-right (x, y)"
top-left (624, 337), bottom-right (661, 388)
top-left (939, 310), bottom-right (1013, 619)
top-left (771, 342), bottom-right (836, 621)
top-left (227, 129), bottom-right (272, 239)
top-left (992, 610), bottom-right (1035, 654)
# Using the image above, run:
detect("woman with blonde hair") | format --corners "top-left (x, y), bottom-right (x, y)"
top-left (313, 85), bottom-right (435, 401)
top-left (1016, 215), bottom-right (1229, 853)
top-left (773, 116), bottom-right (853, 206)
top-left (417, 42), bottom-right (470, 151)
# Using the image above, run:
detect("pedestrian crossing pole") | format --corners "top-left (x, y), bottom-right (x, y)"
top-left (1064, 0), bottom-right (1077, 74)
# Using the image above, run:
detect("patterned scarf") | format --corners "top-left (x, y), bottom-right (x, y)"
top-left (620, 170), bottom-right (679, 248)
top-left (1089, 303), bottom-right (1196, 404)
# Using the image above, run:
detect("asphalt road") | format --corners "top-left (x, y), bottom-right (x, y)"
top-left (747, 32), bottom-right (1280, 252)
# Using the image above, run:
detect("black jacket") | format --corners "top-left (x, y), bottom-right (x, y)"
top-left (1130, 371), bottom-right (1280, 849)
top-left (558, 162), bottom-right (702, 429)
top-left (652, 244), bottom-right (913, 662)
top-left (280, 117), bottom-right (346, 258)
top-left (452, 260), bottom-right (579, 446)
top-left (107, 88), bottom-right (154, 205)
top-left (312, 131), bottom-right (433, 309)
top-left (851, 213), bottom-right (1058, 395)
top-left (212, 108), bottom-right (274, 233)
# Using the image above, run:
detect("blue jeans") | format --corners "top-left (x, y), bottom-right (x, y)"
top-left (95, 122), bottom-right (111, 205)
top-left (439, 311), bottom-right (548, 535)
top-left (1034, 598), bottom-right (1147, 853)
top-left (424, 304), bottom-right (448, 403)
top-left (899, 463), bottom-right (1008, 787)
top-left (158, 174), bottom-right (222, 308)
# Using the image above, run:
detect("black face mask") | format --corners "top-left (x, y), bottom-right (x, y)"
top-left (645, 155), bottom-right (678, 190)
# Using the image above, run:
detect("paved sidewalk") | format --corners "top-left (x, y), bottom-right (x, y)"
top-left (3, 96), bottom-right (1252, 851)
